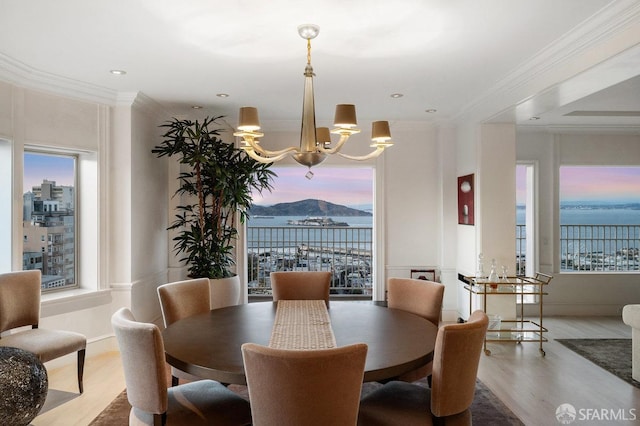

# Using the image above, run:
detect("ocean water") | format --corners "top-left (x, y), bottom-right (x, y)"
top-left (252, 209), bottom-right (640, 227)
top-left (517, 207), bottom-right (640, 225)
top-left (246, 216), bottom-right (374, 253)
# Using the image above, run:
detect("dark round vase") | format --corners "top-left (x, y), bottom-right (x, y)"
top-left (0, 347), bottom-right (48, 426)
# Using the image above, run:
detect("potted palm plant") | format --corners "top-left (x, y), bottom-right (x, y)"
top-left (152, 116), bottom-right (275, 306)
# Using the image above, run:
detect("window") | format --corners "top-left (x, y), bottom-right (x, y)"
top-left (23, 151), bottom-right (78, 291)
top-left (517, 163), bottom-right (537, 303)
top-left (247, 166), bottom-right (375, 298)
top-left (516, 163), bottom-right (536, 277)
top-left (559, 166), bottom-right (640, 272)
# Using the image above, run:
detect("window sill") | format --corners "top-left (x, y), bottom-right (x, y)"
top-left (41, 288), bottom-right (112, 318)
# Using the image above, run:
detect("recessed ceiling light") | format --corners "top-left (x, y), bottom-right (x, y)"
top-left (216, 93), bottom-right (230, 98)
top-left (390, 93), bottom-right (403, 99)
top-left (425, 109), bottom-right (437, 113)
top-left (110, 69), bottom-right (126, 75)
top-left (192, 105), bottom-right (203, 109)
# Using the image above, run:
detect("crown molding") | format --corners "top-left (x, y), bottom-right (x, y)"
top-left (518, 123), bottom-right (640, 135)
top-left (454, 1), bottom-right (640, 124)
top-left (0, 52), bottom-right (118, 105)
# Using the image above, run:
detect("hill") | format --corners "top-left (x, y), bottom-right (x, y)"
top-left (250, 199), bottom-right (372, 217)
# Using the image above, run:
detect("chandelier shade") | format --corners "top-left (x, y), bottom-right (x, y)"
top-left (234, 24), bottom-right (393, 170)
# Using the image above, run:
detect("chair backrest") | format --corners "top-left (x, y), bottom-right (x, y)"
top-left (157, 278), bottom-right (211, 327)
top-left (242, 342), bottom-right (367, 426)
top-left (270, 271), bottom-right (331, 306)
top-left (0, 270), bottom-right (41, 333)
top-left (111, 307), bottom-right (168, 415)
top-left (430, 310), bottom-right (488, 418)
top-left (387, 277), bottom-right (445, 326)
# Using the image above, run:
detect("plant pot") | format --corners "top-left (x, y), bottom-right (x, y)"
top-left (209, 275), bottom-right (242, 309)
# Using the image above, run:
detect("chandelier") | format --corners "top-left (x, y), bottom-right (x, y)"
top-left (234, 24), bottom-right (393, 176)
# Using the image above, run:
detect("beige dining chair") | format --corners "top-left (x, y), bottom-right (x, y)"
top-left (157, 278), bottom-right (211, 386)
top-left (0, 270), bottom-right (87, 393)
top-left (270, 271), bottom-right (332, 306)
top-left (387, 277), bottom-right (444, 383)
top-left (242, 342), bottom-right (367, 426)
top-left (112, 307), bottom-right (252, 426)
top-left (358, 310), bottom-right (489, 426)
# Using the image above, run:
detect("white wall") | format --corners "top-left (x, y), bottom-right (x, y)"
top-left (0, 83), bottom-right (119, 368)
top-left (517, 130), bottom-right (640, 315)
top-left (0, 82), bottom-right (175, 370)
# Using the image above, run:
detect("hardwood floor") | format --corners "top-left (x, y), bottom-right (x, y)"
top-left (32, 351), bottom-right (125, 426)
top-left (478, 316), bottom-right (638, 426)
top-left (33, 316), bottom-right (638, 426)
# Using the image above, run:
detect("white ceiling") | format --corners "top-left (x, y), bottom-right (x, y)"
top-left (1, 0), bottom-right (639, 132)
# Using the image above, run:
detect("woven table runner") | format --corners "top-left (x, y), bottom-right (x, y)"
top-left (269, 300), bottom-right (337, 350)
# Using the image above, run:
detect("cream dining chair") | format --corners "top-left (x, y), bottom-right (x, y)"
top-left (0, 270), bottom-right (86, 393)
top-left (270, 271), bottom-right (332, 306)
top-left (111, 307), bottom-right (252, 426)
top-left (387, 277), bottom-right (444, 383)
top-left (157, 278), bottom-right (211, 386)
top-left (242, 342), bottom-right (368, 426)
top-left (358, 310), bottom-right (489, 426)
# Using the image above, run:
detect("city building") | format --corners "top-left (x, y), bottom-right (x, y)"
top-left (22, 180), bottom-right (75, 289)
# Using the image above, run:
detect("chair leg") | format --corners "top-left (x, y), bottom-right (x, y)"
top-left (77, 349), bottom-right (86, 394)
top-left (171, 375), bottom-right (179, 387)
top-left (153, 412), bottom-right (167, 426)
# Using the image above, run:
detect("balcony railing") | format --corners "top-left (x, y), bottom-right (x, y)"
top-left (560, 224), bottom-right (640, 271)
top-left (519, 224), bottom-right (640, 272)
top-left (516, 224), bottom-right (526, 275)
top-left (247, 225), bottom-right (373, 297)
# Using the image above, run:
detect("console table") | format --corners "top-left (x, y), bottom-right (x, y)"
top-left (462, 272), bottom-right (552, 356)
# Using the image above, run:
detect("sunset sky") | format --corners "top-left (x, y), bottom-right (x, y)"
top-left (23, 153), bottom-right (75, 192)
top-left (24, 153), bottom-right (640, 206)
top-left (251, 166), bottom-right (374, 208)
top-left (560, 166), bottom-right (640, 203)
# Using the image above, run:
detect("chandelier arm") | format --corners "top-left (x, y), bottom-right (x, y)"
top-left (336, 146), bottom-right (387, 161)
top-left (235, 132), bottom-right (301, 156)
top-left (242, 146), bottom-right (292, 164)
top-left (317, 133), bottom-right (351, 154)
top-left (249, 144), bottom-right (300, 157)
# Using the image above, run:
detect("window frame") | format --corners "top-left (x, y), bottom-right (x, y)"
top-left (23, 148), bottom-right (80, 293)
top-left (558, 165), bottom-right (640, 274)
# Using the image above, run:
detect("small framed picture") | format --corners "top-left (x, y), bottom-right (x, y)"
top-left (411, 269), bottom-right (436, 282)
top-left (458, 173), bottom-right (474, 225)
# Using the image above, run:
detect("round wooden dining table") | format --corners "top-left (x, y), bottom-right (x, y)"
top-left (161, 301), bottom-right (437, 385)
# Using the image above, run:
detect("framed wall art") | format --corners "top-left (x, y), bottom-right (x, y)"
top-left (457, 173), bottom-right (474, 225)
top-left (410, 269), bottom-right (437, 282)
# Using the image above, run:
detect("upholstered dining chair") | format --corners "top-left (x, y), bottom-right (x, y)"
top-left (387, 277), bottom-right (445, 383)
top-left (0, 270), bottom-right (86, 393)
top-left (112, 307), bottom-right (252, 426)
top-left (242, 342), bottom-right (368, 426)
top-left (358, 310), bottom-right (489, 426)
top-left (270, 271), bottom-right (332, 307)
top-left (157, 278), bottom-right (211, 386)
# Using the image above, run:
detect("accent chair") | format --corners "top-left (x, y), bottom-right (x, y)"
top-left (111, 307), bottom-right (252, 426)
top-left (242, 342), bottom-right (367, 426)
top-left (622, 304), bottom-right (640, 381)
top-left (157, 278), bottom-right (211, 386)
top-left (270, 271), bottom-right (332, 307)
top-left (0, 270), bottom-right (86, 393)
top-left (387, 277), bottom-right (444, 383)
top-left (358, 310), bottom-right (489, 426)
